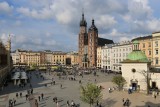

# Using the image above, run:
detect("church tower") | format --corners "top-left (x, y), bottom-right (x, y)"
top-left (88, 19), bottom-right (98, 67)
top-left (78, 13), bottom-right (88, 68)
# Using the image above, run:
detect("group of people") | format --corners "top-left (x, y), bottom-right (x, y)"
top-left (38, 93), bottom-right (44, 101)
top-left (122, 98), bottom-right (130, 107)
top-left (8, 98), bottom-right (16, 107)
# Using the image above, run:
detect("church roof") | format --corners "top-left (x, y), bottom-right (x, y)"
top-left (98, 38), bottom-right (114, 46)
top-left (89, 19), bottom-right (98, 31)
top-left (122, 50), bottom-right (150, 63)
top-left (80, 13), bottom-right (87, 27)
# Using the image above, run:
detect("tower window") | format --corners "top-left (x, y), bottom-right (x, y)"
top-left (156, 58), bottom-right (158, 64)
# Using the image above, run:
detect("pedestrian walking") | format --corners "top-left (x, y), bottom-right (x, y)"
top-left (122, 98), bottom-right (124, 102)
top-left (35, 99), bottom-right (38, 107)
top-left (60, 84), bottom-right (62, 89)
top-left (154, 95), bottom-right (157, 99)
top-left (41, 93), bottom-right (44, 99)
top-left (26, 94), bottom-right (28, 100)
top-left (38, 96), bottom-right (41, 101)
top-left (16, 93), bottom-right (18, 98)
top-left (13, 98), bottom-right (16, 106)
top-left (31, 88), bottom-right (33, 94)
top-left (20, 92), bottom-right (22, 97)
top-left (67, 100), bottom-right (70, 107)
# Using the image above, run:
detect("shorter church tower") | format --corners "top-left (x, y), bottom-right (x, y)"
top-left (88, 19), bottom-right (98, 67)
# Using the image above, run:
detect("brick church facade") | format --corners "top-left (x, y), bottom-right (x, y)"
top-left (78, 13), bottom-right (113, 68)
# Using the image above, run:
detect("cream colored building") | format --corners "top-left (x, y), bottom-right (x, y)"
top-left (101, 44), bottom-right (112, 70)
top-left (97, 47), bottom-right (102, 68)
top-left (101, 41), bottom-right (132, 73)
top-left (152, 32), bottom-right (160, 68)
top-left (45, 51), bottom-right (53, 65)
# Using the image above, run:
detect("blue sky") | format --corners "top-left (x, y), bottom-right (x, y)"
top-left (0, 0), bottom-right (160, 52)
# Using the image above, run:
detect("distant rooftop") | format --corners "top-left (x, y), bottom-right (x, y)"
top-left (132, 35), bottom-right (152, 41)
top-left (98, 37), bottom-right (114, 46)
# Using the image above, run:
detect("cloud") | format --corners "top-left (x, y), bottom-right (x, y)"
top-left (17, 7), bottom-right (54, 19)
top-left (0, 2), bottom-right (13, 14)
top-left (96, 15), bottom-right (117, 30)
top-left (1, 0), bottom-right (160, 52)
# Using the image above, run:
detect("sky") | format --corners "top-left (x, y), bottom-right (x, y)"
top-left (0, 0), bottom-right (160, 52)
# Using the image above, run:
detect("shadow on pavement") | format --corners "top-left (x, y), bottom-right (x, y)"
top-left (102, 98), bottom-right (117, 107)
top-left (0, 72), bottom-right (51, 96)
top-left (136, 101), bottom-right (160, 107)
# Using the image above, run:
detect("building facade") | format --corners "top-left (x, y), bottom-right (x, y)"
top-left (97, 47), bottom-right (102, 68)
top-left (132, 32), bottom-right (160, 68)
top-left (121, 41), bottom-right (160, 93)
top-left (78, 13), bottom-right (113, 68)
top-left (132, 35), bottom-right (153, 65)
top-left (11, 50), bottom-right (67, 67)
top-left (101, 41), bottom-right (132, 72)
top-left (66, 52), bottom-right (79, 66)
top-left (152, 32), bottom-right (160, 68)
top-left (0, 36), bottom-right (12, 89)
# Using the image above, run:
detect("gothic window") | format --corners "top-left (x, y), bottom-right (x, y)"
top-left (143, 43), bottom-right (145, 48)
top-left (156, 49), bottom-right (158, 55)
top-left (155, 41), bottom-right (158, 47)
top-left (156, 58), bottom-right (158, 64)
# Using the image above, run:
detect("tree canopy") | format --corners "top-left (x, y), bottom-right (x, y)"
top-left (80, 83), bottom-right (102, 106)
top-left (112, 75), bottom-right (126, 90)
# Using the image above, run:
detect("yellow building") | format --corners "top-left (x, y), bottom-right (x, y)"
top-left (66, 52), bottom-right (79, 66)
top-left (52, 51), bottom-right (66, 65)
top-left (97, 47), bottom-right (102, 68)
top-left (132, 35), bottom-right (153, 63)
top-left (26, 51), bottom-right (41, 66)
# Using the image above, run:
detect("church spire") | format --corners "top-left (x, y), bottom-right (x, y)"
top-left (80, 9), bottom-right (87, 27)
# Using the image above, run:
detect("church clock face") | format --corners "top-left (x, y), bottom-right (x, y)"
top-left (81, 27), bottom-right (85, 33)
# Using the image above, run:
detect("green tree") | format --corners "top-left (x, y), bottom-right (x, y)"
top-left (80, 83), bottom-right (102, 107)
top-left (112, 75), bottom-right (126, 91)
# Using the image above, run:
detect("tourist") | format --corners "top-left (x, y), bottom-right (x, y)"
top-left (13, 98), bottom-right (16, 106)
top-left (35, 99), bottom-right (38, 107)
top-left (41, 93), bottom-right (44, 99)
top-left (26, 94), bottom-right (28, 100)
top-left (60, 84), bottom-right (62, 89)
top-left (122, 98), bottom-right (124, 102)
top-left (67, 100), bottom-right (70, 107)
top-left (38, 96), bottom-right (41, 101)
top-left (71, 100), bottom-right (75, 107)
top-left (16, 93), bottom-right (18, 98)
top-left (20, 92), bottom-right (22, 97)
top-left (108, 88), bottom-right (111, 93)
top-left (31, 88), bottom-right (33, 94)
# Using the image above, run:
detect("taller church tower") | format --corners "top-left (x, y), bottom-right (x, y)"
top-left (78, 13), bottom-right (88, 68)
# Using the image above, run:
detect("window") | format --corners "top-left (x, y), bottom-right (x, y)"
top-left (156, 58), bottom-right (158, 64)
top-left (156, 49), bottom-right (158, 55)
top-left (143, 43), bottom-right (145, 48)
top-left (148, 42), bottom-right (151, 47)
top-left (155, 41), bottom-right (158, 47)
top-left (149, 50), bottom-right (151, 55)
